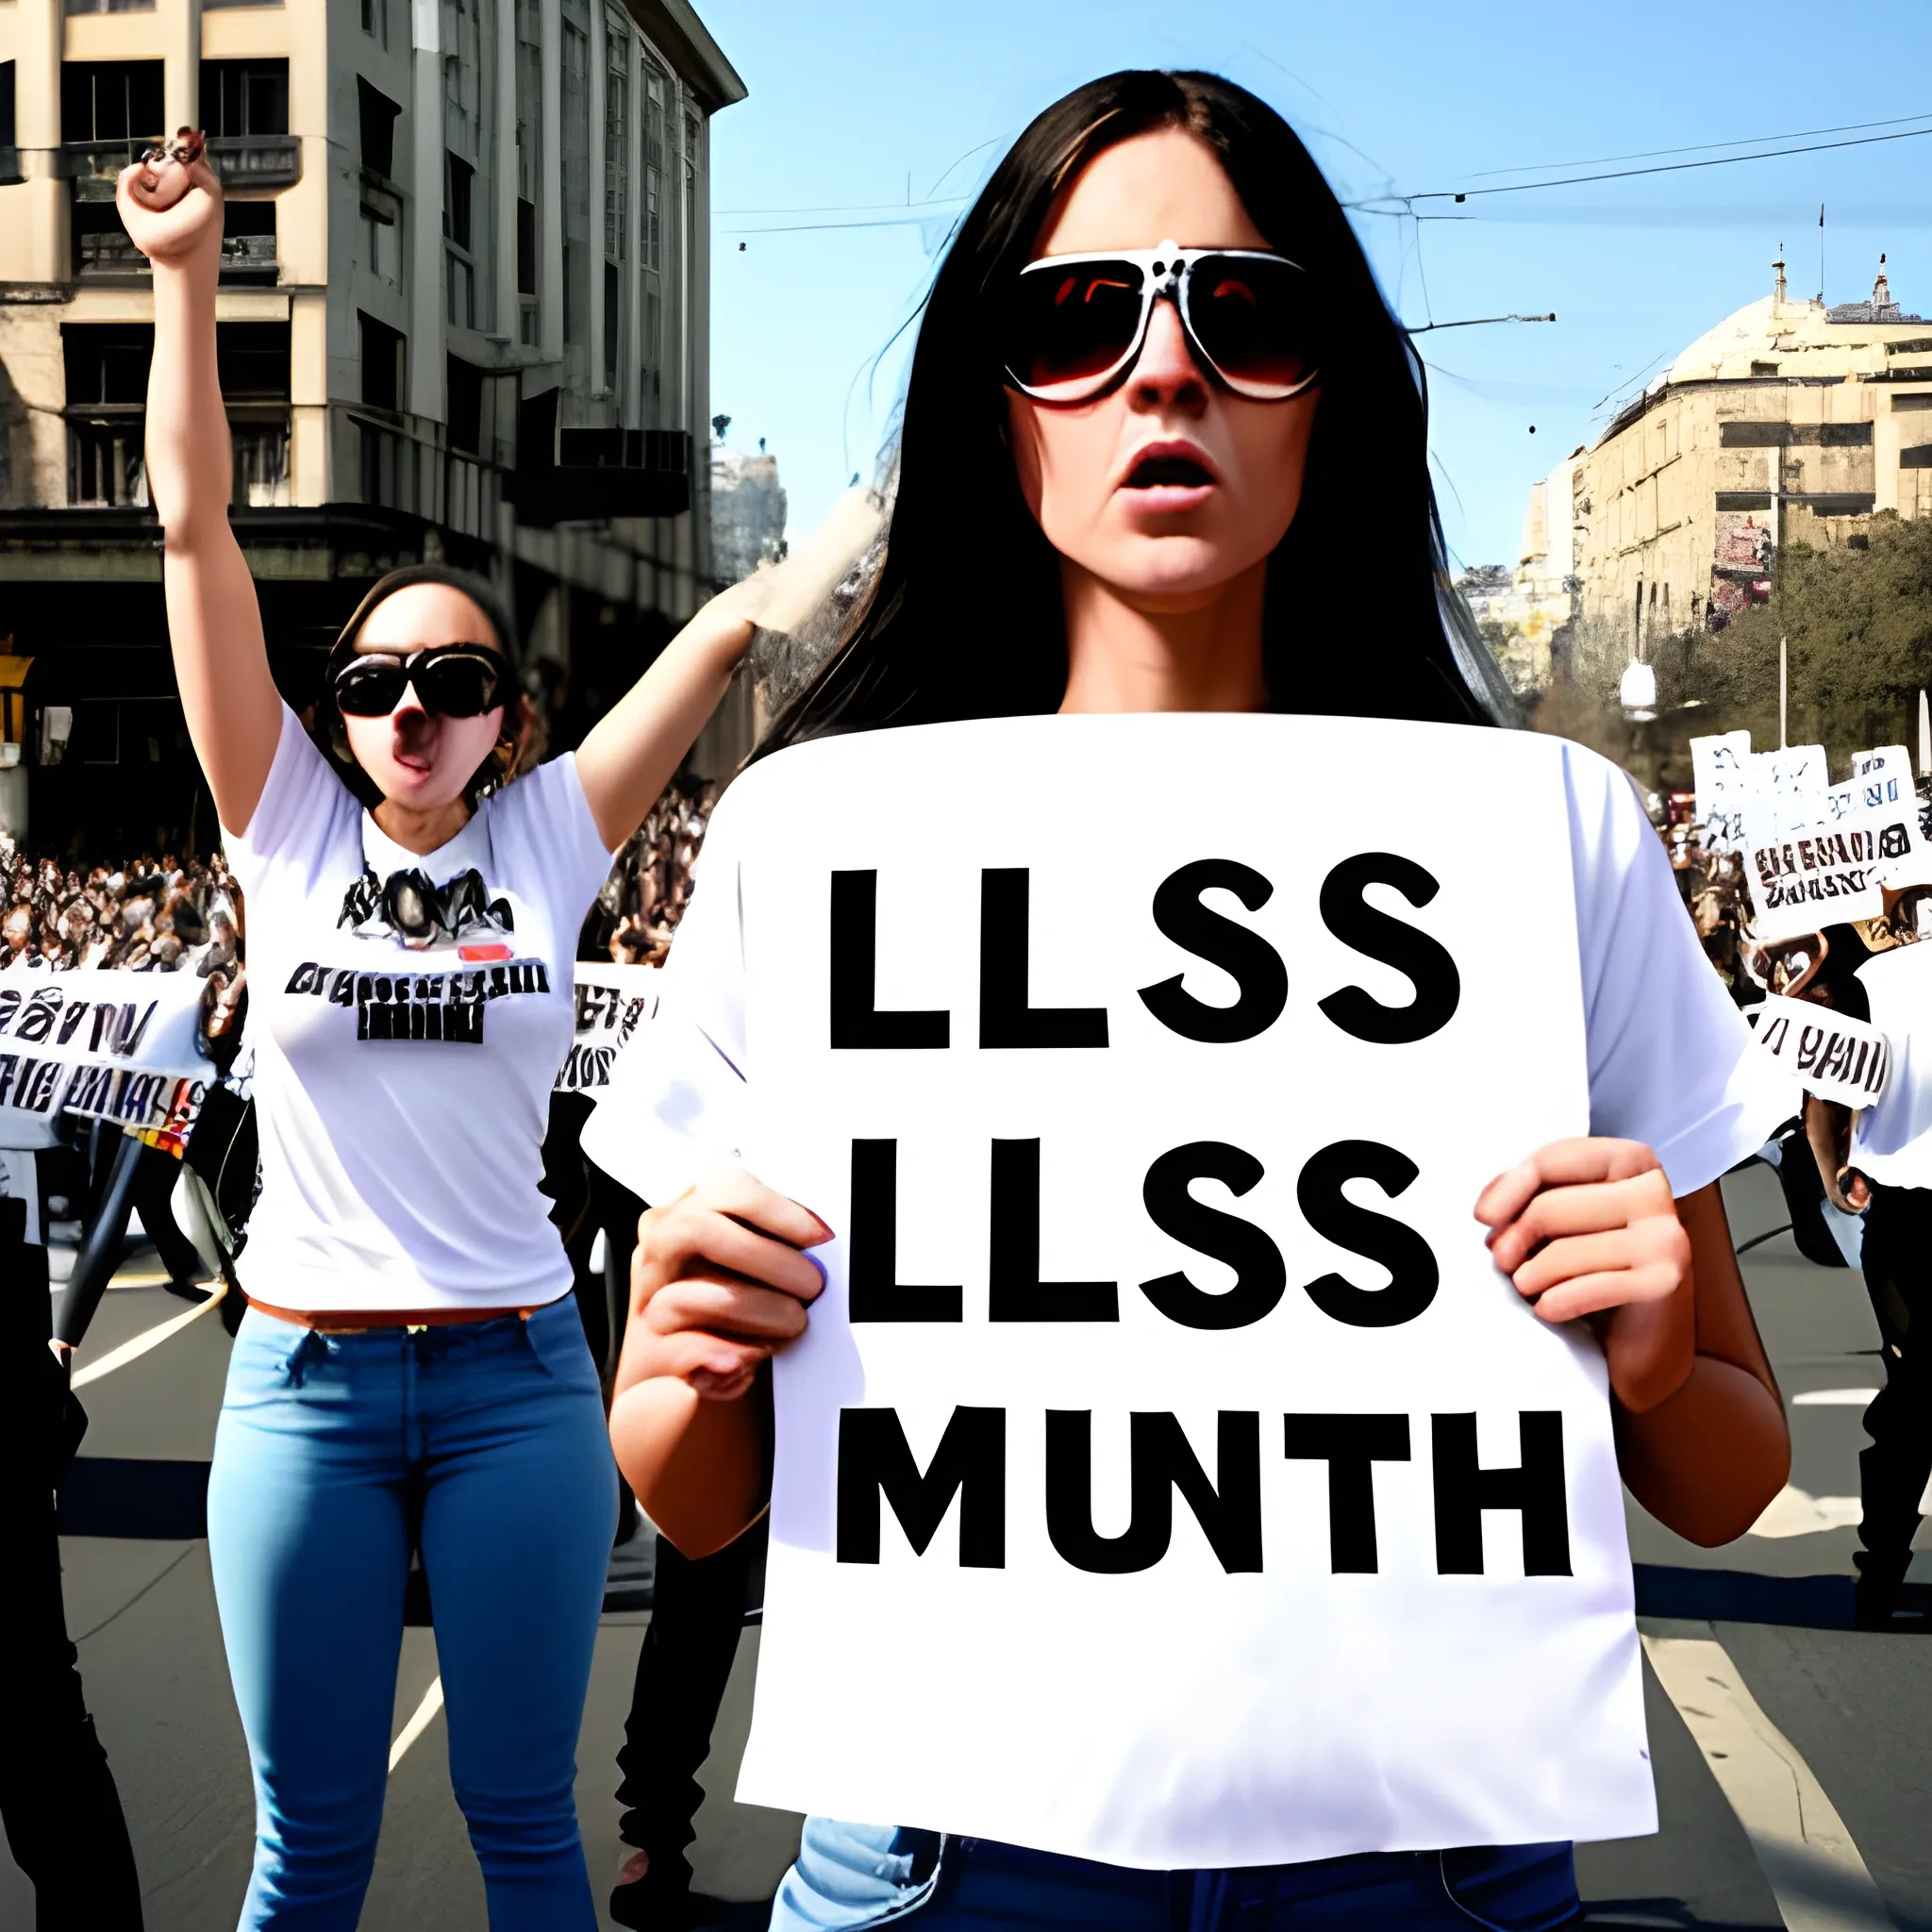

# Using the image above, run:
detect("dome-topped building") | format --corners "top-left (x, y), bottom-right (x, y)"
top-left (1518, 255), bottom-right (1932, 647)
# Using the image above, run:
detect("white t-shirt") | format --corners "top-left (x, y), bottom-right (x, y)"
top-left (582, 733), bottom-right (1789, 1209)
top-left (1851, 939), bottom-right (1932, 1189)
top-left (225, 706), bottom-right (616, 1310)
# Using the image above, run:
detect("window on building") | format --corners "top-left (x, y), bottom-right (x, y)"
top-left (361, 192), bottom-right (400, 286)
top-left (63, 323), bottom-right (152, 406)
top-left (560, 14), bottom-right (590, 352)
top-left (604, 262), bottom-right (619, 391)
top-left (64, 1), bottom-right (157, 17)
top-left (61, 62), bottom-right (165, 144)
top-left (445, 152), bottom-right (476, 327)
top-left (359, 311), bottom-right (405, 413)
top-left (358, 77), bottom-right (402, 180)
top-left (220, 199), bottom-right (278, 280)
top-left (640, 287), bottom-right (661, 428)
top-left (445, 152), bottom-right (475, 250)
top-left (200, 59), bottom-right (289, 137)
top-left (605, 25), bottom-right (628, 263)
top-left (1, 64), bottom-right (17, 155)
top-left (215, 322), bottom-right (290, 401)
top-left (447, 354), bottom-right (485, 456)
top-left (360, 0), bottom-right (388, 43)
top-left (513, 0), bottom-right (542, 343)
top-left (205, 0), bottom-right (286, 13)
top-left (642, 63), bottom-right (665, 272)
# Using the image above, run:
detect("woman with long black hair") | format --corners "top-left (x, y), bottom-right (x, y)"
top-left (113, 137), bottom-right (778, 1930)
top-left (590, 71), bottom-right (1792, 1931)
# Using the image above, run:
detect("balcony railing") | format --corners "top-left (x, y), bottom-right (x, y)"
top-left (57, 133), bottom-right (300, 200)
top-left (66, 409), bottom-right (290, 508)
top-left (208, 135), bottom-right (301, 192)
top-left (67, 411), bottom-right (149, 508)
top-left (354, 413), bottom-right (503, 542)
top-left (74, 225), bottom-right (280, 283)
top-left (58, 138), bottom-right (152, 202)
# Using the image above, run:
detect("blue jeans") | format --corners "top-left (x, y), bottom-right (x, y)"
top-left (207, 1298), bottom-right (618, 1930)
top-left (774, 1826), bottom-right (1579, 1930)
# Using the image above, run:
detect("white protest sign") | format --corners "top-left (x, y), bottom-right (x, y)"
top-left (1854, 744), bottom-right (1911, 782)
top-left (1750, 994), bottom-right (1890, 1108)
top-left (556, 962), bottom-right (659, 1095)
top-left (1690, 730), bottom-right (1752, 851)
top-left (723, 714), bottom-right (1652, 1870)
top-left (1743, 743), bottom-right (1828, 842)
top-left (1743, 796), bottom-right (1932, 941)
top-left (0, 970), bottom-right (213, 1141)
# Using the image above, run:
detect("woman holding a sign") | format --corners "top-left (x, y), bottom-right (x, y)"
top-left (593, 71), bottom-right (1792, 1932)
top-left (110, 134), bottom-right (824, 1931)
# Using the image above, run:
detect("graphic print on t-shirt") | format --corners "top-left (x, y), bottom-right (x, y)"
top-left (281, 860), bottom-right (552, 1045)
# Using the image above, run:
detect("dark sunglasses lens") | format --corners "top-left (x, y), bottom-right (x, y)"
top-left (1002, 261), bottom-right (1145, 397)
top-left (334, 660), bottom-right (408, 716)
top-left (1187, 256), bottom-right (1317, 397)
top-left (413, 654), bottom-right (502, 718)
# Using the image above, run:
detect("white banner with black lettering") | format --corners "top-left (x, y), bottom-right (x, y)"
top-left (724, 714), bottom-right (1651, 1869)
top-left (0, 970), bottom-right (212, 1141)
top-left (1750, 993), bottom-right (1890, 1108)
top-left (556, 962), bottom-right (660, 1095)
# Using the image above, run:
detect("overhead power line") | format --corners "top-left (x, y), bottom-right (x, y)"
top-left (1366, 121), bottom-right (1932, 208)
top-left (1460, 108), bottom-right (1932, 181)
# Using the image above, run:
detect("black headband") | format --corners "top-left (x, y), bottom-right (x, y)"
top-left (328, 562), bottom-right (523, 674)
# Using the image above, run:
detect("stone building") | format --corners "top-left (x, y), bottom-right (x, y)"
top-left (0, 0), bottom-right (742, 852)
top-left (1520, 255), bottom-right (1932, 664)
top-left (709, 442), bottom-right (784, 585)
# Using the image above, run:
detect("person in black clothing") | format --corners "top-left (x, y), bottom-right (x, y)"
top-left (1800, 916), bottom-right (1932, 1632)
top-left (0, 1196), bottom-right (144, 1929)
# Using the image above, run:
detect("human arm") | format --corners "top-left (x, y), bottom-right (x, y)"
top-left (1476, 1140), bottom-right (1789, 1546)
top-left (573, 487), bottom-right (880, 852)
top-left (116, 144), bottom-right (284, 834)
top-left (607, 1170), bottom-right (829, 1556)
top-left (1805, 1093), bottom-right (1868, 1212)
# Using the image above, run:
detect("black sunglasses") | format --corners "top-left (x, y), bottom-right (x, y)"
top-left (993, 240), bottom-right (1320, 404)
top-left (332, 645), bottom-right (512, 719)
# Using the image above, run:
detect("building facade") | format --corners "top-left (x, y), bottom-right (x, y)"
top-left (1519, 257), bottom-right (1932, 669)
top-left (0, 0), bottom-right (742, 853)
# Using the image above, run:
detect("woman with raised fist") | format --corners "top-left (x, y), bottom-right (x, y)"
top-left (116, 131), bottom-right (774, 1930)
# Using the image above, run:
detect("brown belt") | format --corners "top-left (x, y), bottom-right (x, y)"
top-left (243, 1293), bottom-right (541, 1334)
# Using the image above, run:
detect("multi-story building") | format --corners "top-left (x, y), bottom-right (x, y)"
top-left (0, 0), bottom-right (742, 853)
top-left (1520, 255), bottom-right (1932, 661)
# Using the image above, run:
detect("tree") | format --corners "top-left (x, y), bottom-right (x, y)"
top-left (1674, 514), bottom-right (1932, 758)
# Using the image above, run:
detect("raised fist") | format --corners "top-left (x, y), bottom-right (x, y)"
top-left (115, 130), bottom-right (224, 269)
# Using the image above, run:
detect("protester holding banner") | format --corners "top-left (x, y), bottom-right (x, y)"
top-left (113, 132), bottom-right (818, 1932)
top-left (591, 71), bottom-right (1792, 1932)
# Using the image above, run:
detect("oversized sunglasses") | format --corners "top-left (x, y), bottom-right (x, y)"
top-left (994, 241), bottom-right (1320, 404)
top-left (332, 645), bottom-right (511, 719)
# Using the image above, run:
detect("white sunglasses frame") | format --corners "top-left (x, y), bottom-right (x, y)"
top-left (1000, 239), bottom-right (1320, 404)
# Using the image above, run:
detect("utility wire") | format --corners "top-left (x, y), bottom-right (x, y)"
top-left (1368, 121), bottom-right (1932, 207)
top-left (1461, 108), bottom-right (1932, 181)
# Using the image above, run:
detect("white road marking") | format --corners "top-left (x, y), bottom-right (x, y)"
top-left (1642, 1627), bottom-right (1893, 1932)
top-left (1792, 1389), bottom-right (1881, 1407)
top-left (71, 1282), bottom-right (228, 1390)
top-left (1748, 1485), bottom-right (1864, 1538)
top-left (389, 1676), bottom-right (444, 1773)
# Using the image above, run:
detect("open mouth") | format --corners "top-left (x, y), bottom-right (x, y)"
top-left (1124, 452), bottom-right (1215, 490)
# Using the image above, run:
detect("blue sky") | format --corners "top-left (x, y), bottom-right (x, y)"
top-left (699, 0), bottom-right (1932, 572)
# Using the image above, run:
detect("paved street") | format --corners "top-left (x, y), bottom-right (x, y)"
top-left (3, 1158), bottom-right (1928, 1932)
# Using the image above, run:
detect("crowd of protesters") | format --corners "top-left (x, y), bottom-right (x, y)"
top-left (1664, 777), bottom-right (1932, 1006)
top-left (577, 774), bottom-right (718, 967)
top-left (0, 842), bottom-right (243, 978)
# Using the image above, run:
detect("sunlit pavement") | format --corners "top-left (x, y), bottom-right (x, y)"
top-left (2, 1162), bottom-right (1927, 1932)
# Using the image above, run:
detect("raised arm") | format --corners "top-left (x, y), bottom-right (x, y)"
top-left (574, 486), bottom-right (881, 851)
top-left (117, 142), bottom-right (283, 833)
